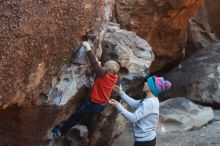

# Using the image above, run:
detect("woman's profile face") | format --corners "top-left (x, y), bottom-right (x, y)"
top-left (142, 82), bottom-right (150, 92)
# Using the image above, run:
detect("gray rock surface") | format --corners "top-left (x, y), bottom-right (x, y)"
top-left (47, 22), bottom-right (154, 106)
top-left (102, 22), bottom-right (154, 96)
top-left (187, 0), bottom-right (220, 57)
top-left (165, 42), bottom-right (220, 104)
top-left (49, 104), bottom-right (127, 146)
top-left (157, 97), bottom-right (214, 134)
top-left (113, 110), bottom-right (220, 146)
top-left (114, 0), bottom-right (202, 73)
top-left (47, 65), bottom-right (90, 106)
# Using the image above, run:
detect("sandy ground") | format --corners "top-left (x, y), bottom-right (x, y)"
top-left (113, 110), bottom-right (220, 146)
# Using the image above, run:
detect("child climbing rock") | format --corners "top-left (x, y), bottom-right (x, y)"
top-left (49, 41), bottom-right (120, 143)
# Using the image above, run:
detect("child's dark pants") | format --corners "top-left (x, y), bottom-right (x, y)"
top-left (59, 98), bottom-right (105, 135)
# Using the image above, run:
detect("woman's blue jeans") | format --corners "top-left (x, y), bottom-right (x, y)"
top-left (59, 99), bottom-right (105, 135)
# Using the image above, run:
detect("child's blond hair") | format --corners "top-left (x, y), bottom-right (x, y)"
top-left (105, 60), bottom-right (120, 74)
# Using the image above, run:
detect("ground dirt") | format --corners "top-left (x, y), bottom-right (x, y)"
top-left (113, 110), bottom-right (220, 146)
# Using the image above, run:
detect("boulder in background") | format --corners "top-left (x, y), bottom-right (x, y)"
top-left (157, 97), bottom-right (214, 134)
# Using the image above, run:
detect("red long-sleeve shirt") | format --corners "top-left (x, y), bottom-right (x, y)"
top-left (87, 51), bottom-right (118, 105)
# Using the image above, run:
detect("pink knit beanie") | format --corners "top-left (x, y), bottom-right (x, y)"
top-left (147, 76), bottom-right (171, 96)
top-left (154, 77), bottom-right (171, 92)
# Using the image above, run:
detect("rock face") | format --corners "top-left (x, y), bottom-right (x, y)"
top-left (88, 104), bottom-right (127, 146)
top-left (0, 0), bottom-right (105, 109)
top-left (44, 23), bottom-right (153, 146)
top-left (47, 64), bottom-right (90, 106)
top-left (102, 22), bottom-right (154, 96)
top-left (45, 104), bottom-right (127, 146)
top-left (157, 97), bottom-right (214, 134)
top-left (0, 2), bottom-right (154, 144)
top-left (115, 0), bottom-right (202, 72)
top-left (49, 124), bottom-right (89, 146)
top-left (187, 0), bottom-right (220, 57)
top-left (0, 0), bottom-right (107, 146)
top-left (47, 22), bottom-right (154, 107)
top-left (2, 0), bottom-right (216, 146)
top-left (165, 42), bottom-right (220, 104)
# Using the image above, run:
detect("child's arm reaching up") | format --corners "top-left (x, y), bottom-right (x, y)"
top-left (83, 42), bottom-right (105, 77)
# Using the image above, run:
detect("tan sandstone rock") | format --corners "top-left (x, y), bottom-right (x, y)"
top-left (115, 0), bottom-right (202, 72)
top-left (187, 0), bottom-right (220, 57)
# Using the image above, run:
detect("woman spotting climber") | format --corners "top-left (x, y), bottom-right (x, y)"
top-left (109, 76), bottom-right (171, 146)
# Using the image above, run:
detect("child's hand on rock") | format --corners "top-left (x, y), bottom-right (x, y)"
top-left (83, 41), bottom-right (91, 51)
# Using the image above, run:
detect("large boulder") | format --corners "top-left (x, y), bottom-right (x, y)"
top-left (0, 0), bottom-right (105, 108)
top-left (47, 104), bottom-right (127, 146)
top-left (187, 0), bottom-right (220, 57)
top-left (0, 0), bottom-right (109, 146)
top-left (102, 22), bottom-right (154, 97)
top-left (157, 97), bottom-right (214, 134)
top-left (115, 0), bottom-right (202, 72)
top-left (47, 64), bottom-right (90, 106)
top-left (47, 22), bottom-right (155, 107)
top-left (88, 104), bottom-right (127, 146)
top-left (45, 22), bottom-right (154, 146)
top-left (165, 42), bottom-right (220, 105)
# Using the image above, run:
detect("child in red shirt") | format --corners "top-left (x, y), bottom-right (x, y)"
top-left (51, 42), bottom-right (120, 141)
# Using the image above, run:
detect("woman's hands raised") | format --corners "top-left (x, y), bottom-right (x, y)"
top-left (113, 84), bottom-right (123, 94)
